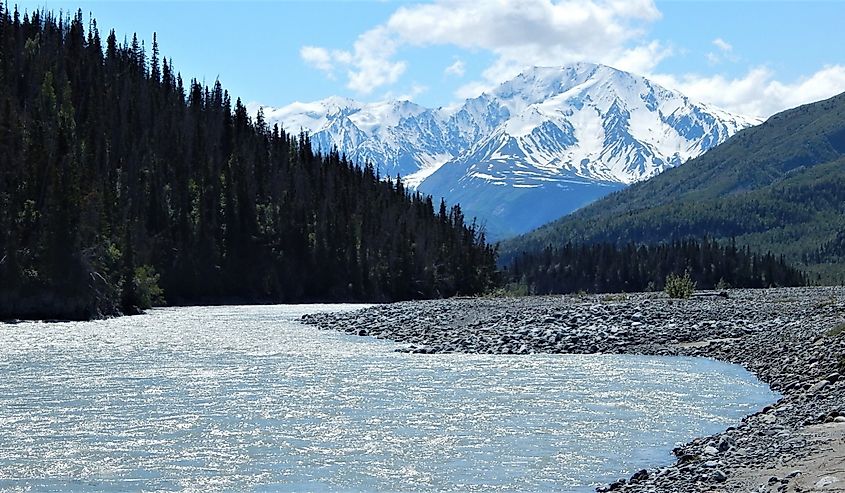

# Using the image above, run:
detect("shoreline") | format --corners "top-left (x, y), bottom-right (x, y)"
top-left (302, 287), bottom-right (845, 492)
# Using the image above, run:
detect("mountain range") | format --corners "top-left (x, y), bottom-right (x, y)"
top-left (257, 63), bottom-right (760, 239)
top-left (500, 91), bottom-right (845, 282)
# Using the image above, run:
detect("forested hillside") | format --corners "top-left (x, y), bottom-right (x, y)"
top-left (500, 91), bottom-right (845, 283)
top-left (0, 8), bottom-right (497, 320)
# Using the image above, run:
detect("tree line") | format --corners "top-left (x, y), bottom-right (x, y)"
top-left (504, 238), bottom-right (806, 295)
top-left (0, 7), bottom-right (498, 319)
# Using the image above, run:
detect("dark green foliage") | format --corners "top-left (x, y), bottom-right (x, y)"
top-left (0, 8), bottom-right (497, 319)
top-left (500, 92), bottom-right (845, 283)
top-left (503, 239), bottom-right (805, 295)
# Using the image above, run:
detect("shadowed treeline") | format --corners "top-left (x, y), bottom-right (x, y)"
top-left (0, 8), bottom-right (497, 319)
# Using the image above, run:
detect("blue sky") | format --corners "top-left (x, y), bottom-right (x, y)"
top-left (30, 1), bottom-right (845, 117)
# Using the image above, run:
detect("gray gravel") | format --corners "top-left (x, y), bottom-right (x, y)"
top-left (302, 287), bottom-right (845, 492)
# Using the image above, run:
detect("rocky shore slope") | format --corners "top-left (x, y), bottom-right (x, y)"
top-left (302, 287), bottom-right (845, 492)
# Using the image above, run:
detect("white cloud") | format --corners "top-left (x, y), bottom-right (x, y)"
top-left (454, 80), bottom-right (495, 100)
top-left (444, 59), bottom-right (466, 77)
top-left (386, 0), bottom-right (660, 50)
top-left (300, 46), bottom-right (334, 75)
top-left (396, 83), bottom-right (429, 101)
top-left (712, 38), bottom-right (732, 53)
top-left (299, 0), bottom-right (843, 117)
top-left (301, 0), bottom-right (663, 95)
top-left (706, 37), bottom-right (737, 65)
top-left (389, 0), bottom-right (664, 96)
top-left (610, 40), bottom-right (673, 74)
top-left (343, 26), bottom-right (407, 94)
top-left (448, 39), bottom-right (671, 100)
top-left (299, 26), bottom-right (406, 94)
top-left (705, 52), bottom-right (721, 65)
top-left (651, 65), bottom-right (845, 118)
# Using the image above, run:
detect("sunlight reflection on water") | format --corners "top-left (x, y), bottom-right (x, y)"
top-left (0, 304), bottom-right (778, 492)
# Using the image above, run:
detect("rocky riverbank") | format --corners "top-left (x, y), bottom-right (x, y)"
top-left (302, 287), bottom-right (845, 492)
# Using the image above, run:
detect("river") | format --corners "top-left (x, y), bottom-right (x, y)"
top-left (0, 304), bottom-right (778, 492)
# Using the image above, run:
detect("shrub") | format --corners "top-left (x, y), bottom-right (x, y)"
top-left (134, 265), bottom-right (165, 309)
top-left (486, 281), bottom-right (532, 297)
top-left (715, 278), bottom-right (731, 291)
top-left (665, 272), bottom-right (696, 299)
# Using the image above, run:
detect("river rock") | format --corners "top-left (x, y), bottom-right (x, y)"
top-left (808, 380), bottom-right (830, 394)
top-left (711, 469), bottom-right (728, 482)
top-left (815, 475), bottom-right (840, 488)
top-left (630, 469), bottom-right (649, 481)
top-left (717, 435), bottom-right (735, 452)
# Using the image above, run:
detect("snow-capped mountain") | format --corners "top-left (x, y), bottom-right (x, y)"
top-left (259, 96), bottom-right (456, 187)
top-left (257, 63), bottom-right (760, 239)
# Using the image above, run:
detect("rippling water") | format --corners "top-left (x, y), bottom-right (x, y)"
top-left (0, 304), bottom-right (777, 492)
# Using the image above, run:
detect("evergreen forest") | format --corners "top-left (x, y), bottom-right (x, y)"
top-left (0, 8), bottom-right (498, 320)
top-left (504, 239), bottom-right (806, 295)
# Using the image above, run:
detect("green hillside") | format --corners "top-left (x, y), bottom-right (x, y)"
top-left (500, 92), bottom-right (845, 283)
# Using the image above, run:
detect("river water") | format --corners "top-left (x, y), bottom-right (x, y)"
top-left (0, 304), bottom-right (777, 492)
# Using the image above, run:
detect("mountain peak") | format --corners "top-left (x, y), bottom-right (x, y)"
top-left (516, 62), bottom-right (603, 80)
top-left (491, 63), bottom-right (602, 104)
top-left (257, 64), bottom-right (760, 239)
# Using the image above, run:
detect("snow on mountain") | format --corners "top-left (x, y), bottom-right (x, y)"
top-left (257, 63), bottom-right (761, 239)
top-left (259, 97), bottom-right (454, 180)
